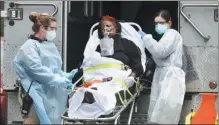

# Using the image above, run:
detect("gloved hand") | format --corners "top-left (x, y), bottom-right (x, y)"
top-left (138, 31), bottom-right (146, 39)
top-left (62, 77), bottom-right (75, 89)
top-left (50, 74), bottom-right (72, 87)
top-left (64, 69), bottom-right (78, 80)
top-left (67, 83), bottom-right (74, 89)
top-left (124, 76), bottom-right (136, 88)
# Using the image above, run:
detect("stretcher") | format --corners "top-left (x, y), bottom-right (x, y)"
top-left (61, 22), bottom-right (146, 125)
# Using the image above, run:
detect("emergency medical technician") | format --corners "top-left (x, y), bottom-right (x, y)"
top-left (13, 12), bottom-right (78, 124)
top-left (138, 10), bottom-right (186, 124)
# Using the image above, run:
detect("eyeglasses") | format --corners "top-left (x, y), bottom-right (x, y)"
top-left (48, 26), bottom-right (57, 30)
top-left (45, 26), bottom-right (57, 31)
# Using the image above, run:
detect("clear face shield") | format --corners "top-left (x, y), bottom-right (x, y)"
top-left (100, 22), bottom-right (116, 56)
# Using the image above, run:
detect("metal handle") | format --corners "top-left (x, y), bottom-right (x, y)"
top-left (91, 1), bottom-right (94, 16)
top-left (14, 2), bottom-right (58, 16)
top-left (180, 3), bottom-right (217, 42)
top-left (68, 1), bottom-right (71, 14)
top-left (89, 22), bottom-right (142, 37)
top-left (63, 1), bottom-right (68, 72)
top-left (84, 1), bottom-right (88, 17)
top-left (99, 1), bottom-right (103, 17)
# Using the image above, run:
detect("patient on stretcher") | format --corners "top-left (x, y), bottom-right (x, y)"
top-left (68, 16), bottom-right (144, 118)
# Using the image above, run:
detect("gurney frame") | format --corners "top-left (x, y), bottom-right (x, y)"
top-left (61, 76), bottom-right (143, 125)
top-left (61, 22), bottom-right (145, 125)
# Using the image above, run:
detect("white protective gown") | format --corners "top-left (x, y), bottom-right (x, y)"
top-left (142, 29), bottom-right (186, 124)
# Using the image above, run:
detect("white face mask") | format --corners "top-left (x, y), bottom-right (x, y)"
top-left (100, 35), bottom-right (114, 56)
top-left (155, 23), bottom-right (168, 35)
top-left (46, 30), bottom-right (56, 41)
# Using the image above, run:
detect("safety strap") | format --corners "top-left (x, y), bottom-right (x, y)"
top-left (82, 63), bottom-right (134, 106)
top-left (113, 78), bottom-right (134, 99)
top-left (84, 63), bottom-right (129, 73)
top-left (81, 77), bottom-right (134, 106)
top-left (136, 79), bottom-right (142, 91)
top-left (110, 88), bottom-right (126, 106)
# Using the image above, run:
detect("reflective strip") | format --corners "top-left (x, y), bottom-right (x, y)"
top-left (113, 78), bottom-right (134, 99)
top-left (84, 63), bottom-right (127, 73)
top-left (110, 89), bottom-right (125, 106)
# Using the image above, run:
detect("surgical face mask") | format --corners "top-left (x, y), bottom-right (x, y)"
top-left (100, 35), bottom-right (114, 56)
top-left (46, 30), bottom-right (56, 41)
top-left (155, 23), bottom-right (168, 35)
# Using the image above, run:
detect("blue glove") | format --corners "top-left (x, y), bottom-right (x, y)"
top-left (70, 69), bottom-right (78, 75)
top-left (67, 83), bottom-right (73, 89)
top-left (138, 31), bottom-right (146, 39)
top-left (64, 69), bottom-right (78, 80)
top-left (67, 82), bottom-right (77, 89)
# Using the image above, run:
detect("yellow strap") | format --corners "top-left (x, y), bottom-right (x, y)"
top-left (185, 112), bottom-right (196, 124)
top-left (136, 79), bottom-right (142, 90)
top-left (82, 63), bottom-right (133, 105)
top-left (84, 63), bottom-right (127, 73)
top-left (113, 78), bottom-right (134, 99)
top-left (215, 114), bottom-right (218, 125)
top-left (83, 77), bottom-right (133, 106)
top-left (110, 89), bottom-right (125, 106)
top-left (117, 91), bottom-right (125, 106)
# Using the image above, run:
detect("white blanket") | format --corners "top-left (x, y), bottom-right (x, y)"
top-left (68, 52), bottom-right (132, 118)
top-left (68, 23), bottom-right (146, 118)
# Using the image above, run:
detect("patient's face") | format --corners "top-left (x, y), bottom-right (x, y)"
top-left (101, 20), bottom-right (117, 37)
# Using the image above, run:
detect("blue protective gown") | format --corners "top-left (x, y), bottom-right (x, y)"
top-left (13, 37), bottom-right (72, 124)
